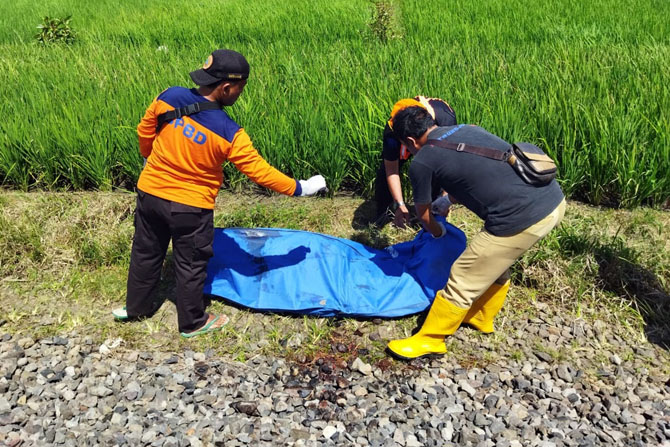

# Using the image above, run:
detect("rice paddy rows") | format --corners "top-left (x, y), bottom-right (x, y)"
top-left (1, 0), bottom-right (668, 207)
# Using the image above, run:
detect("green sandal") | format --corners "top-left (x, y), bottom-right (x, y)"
top-left (180, 314), bottom-right (228, 338)
top-left (112, 306), bottom-right (129, 321)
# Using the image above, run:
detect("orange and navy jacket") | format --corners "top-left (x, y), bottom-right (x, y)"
top-left (136, 87), bottom-right (300, 209)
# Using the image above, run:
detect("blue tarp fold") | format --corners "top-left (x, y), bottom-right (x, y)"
top-left (204, 218), bottom-right (466, 317)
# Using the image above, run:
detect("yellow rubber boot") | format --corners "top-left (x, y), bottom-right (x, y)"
top-left (462, 280), bottom-right (510, 333)
top-left (387, 293), bottom-right (469, 360)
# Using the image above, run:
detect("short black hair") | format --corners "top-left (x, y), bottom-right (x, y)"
top-left (391, 106), bottom-right (436, 141)
top-left (207, 79), bottom-right (224, 88)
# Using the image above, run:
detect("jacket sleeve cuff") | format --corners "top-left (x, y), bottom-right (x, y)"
top-left (293, 179), bottom-right (302, 196)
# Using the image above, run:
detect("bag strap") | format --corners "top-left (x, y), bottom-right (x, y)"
top-left (155, 101), bottom-right (221, 133)
top-left (425, 139), bottom-right (510, 162)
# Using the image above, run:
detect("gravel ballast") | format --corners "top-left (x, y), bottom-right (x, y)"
top-left (1, 313), bottom-right (670, 447)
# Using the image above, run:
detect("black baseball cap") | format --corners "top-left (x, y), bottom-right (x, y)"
top-left (189, 49), bottom-right (250, 86)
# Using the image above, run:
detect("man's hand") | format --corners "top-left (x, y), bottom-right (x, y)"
top-left (431, 195), bottom-right (452, 216)
top-left (431, 221), bottom-right (447, 239)
top-left (392, 202), bottom-right (410, 228)
top-left (416, 203), bottom-right (446, 238)
top-left (298, 175), bottom-right (327, 196)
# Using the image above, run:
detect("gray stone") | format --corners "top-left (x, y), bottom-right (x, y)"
top-left (474, 413), bottom-right (491, 427)
top-left (351, 358), bottom-right (372, 376)
top-left (485, 394), bottom-right (499, 410)
top-left (323, 425), bottom-right (337, 439)
top-left (0, 312), bottom-right (668, 447)
top-left (556, 364), bottom-right (572, 382)
top-left (490, 420), bottom-right (506, 435)
top-left (0, 397), bottom-right (11, 413)
top-left (89, 385), bottom-right (113, 397)
top-left (534, 351), bottom-right (553, 363)
top-left (459, 380), bottom-right (477, 397)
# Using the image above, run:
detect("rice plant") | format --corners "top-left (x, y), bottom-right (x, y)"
top-left (0, 0), bottom-right (668, 207)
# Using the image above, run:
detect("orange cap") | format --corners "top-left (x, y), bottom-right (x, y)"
top-left (388, 98), bottom-right (425, 130)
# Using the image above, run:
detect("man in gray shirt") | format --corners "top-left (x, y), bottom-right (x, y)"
top-left (387, 106), bottom-right (565, 360)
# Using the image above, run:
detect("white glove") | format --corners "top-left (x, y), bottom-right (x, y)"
top-left (432, 221), bottom-right (447, 239)
top-left (298, 175), bottom-right (327, 196)
top-left (431, 195), bottom-right (452, 216)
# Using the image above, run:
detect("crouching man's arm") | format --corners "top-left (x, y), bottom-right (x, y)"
top-left (416, 203), bottom-right (446, 238)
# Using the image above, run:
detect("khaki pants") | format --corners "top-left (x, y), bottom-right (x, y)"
top-left (439, 199), bottom-right (566, 308)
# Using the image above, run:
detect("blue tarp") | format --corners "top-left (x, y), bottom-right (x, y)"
top-left (204, 218), bottom-right (466, 317)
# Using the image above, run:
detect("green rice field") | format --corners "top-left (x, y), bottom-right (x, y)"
top-left (1, 0), bottom-right (668, 207)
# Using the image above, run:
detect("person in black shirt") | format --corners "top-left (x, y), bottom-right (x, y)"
top-left (386, 106), bottom-right (566, 360)
top-left (374, 96), bottom-right (456, 227)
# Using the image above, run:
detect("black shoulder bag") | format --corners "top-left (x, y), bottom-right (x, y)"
top-left (425, 139), bottom-right (558, 186)
top-left (155, 101), bottom-right (221, 133)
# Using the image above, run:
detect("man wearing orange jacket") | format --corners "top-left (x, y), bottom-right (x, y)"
top-left (112, 49), bottom-right (326, 338)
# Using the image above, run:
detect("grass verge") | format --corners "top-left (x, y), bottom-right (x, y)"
top-left (0, 190), bottom-right (668, 373)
